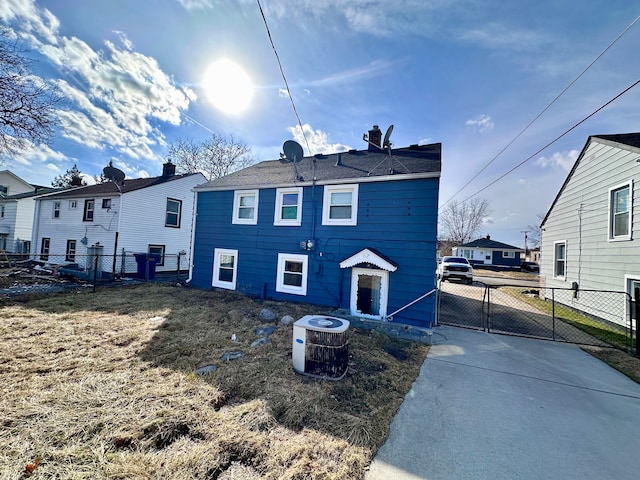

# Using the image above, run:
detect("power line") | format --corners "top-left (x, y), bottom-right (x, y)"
top-left (441, 15), bottom-right (640, 209)
top-left (256, 0), bottom-right (313, 156)
top-left (457, 78), bottom-right (640, 204)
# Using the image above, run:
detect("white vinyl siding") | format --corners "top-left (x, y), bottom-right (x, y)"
top-left (232, 190), bottom-right (259, 225)
top-left (276, 253), bottom-right (308, 296)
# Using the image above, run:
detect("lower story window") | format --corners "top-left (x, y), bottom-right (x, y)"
top-left (148, 244), bottom-right (165, 266)
top-left (212, 248), bottom-right (238, 290)
top-left (276, 253), bottom-right (308, 296)
top-left (554, 241), bottom-right (566, 278)
top-left (66, 239), bottom-right (76, 262)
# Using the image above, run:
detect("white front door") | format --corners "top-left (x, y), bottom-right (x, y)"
top-left (350, 267), bottom-right (389, 320)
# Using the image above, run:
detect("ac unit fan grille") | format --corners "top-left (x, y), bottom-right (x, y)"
top-left (304, 330), bottom-right (349, 379)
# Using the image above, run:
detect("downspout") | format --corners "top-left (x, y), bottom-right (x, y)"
top-left (186, 189), bottom-right (198, 284)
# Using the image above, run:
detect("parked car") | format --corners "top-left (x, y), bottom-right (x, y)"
top-left (520, 261), bottom-right (539, 273)
top-left (437, 256), bottom-right (473, 284)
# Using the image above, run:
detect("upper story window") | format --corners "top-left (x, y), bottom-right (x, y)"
top-left (83, 199), bottom-right (94, 221)
top-left (102, 198), bottom-right (112, 209)
top-left (232, 190), bottom-right (259, 225)
top-left (53, 201), bottom-right (61, 218)
top-left (165, 198), bottom-right (182, 228)
top-left (0, 204), bottom-right (4, 218)
top-left (69, 200), bottom-right (77, 209)
top-left (322, 184), bottom-right (358, 226)
top-left (274, 187), bottom-right (302, 226)
top-left (554, 241), bottom-right (566, 279)
top-left (609, 181), bottom-right (632, 240)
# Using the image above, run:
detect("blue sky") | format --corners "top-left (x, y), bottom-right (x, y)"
top-left (1, 0), bottom-right (639, 247)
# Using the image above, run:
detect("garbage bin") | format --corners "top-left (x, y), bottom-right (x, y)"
top-left (134, 253), bottom-right (159, 280)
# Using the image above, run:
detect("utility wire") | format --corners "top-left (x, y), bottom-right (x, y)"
top-left (256, 0), bottom-right (313, 156)
top-left (457, 78), bottom-right (640, 204)
top-left (441, 15), bottom-right (640, 209)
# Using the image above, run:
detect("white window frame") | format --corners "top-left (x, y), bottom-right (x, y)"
top-left (165, 198), bottom-right (182, 228)
top-left (624, 274), bottom-right (640, 323)
top-left (1, 204), bottom-right (4, 218)
top-left (69, 200), bottom-right (77, 209)
top-left (274, 187), bottom-right (302, 226)
top-left (148, 244), bottom-right (165, 266)
top-left (608, 181), bottom-right (632, 241)
top-left (276, 253), bottom-right (308, 296)
top-left (232, 190), bottom-right (259, 225)
top-left (83, 199), bottom-right (94, 222)
top-left (212, 248), bottom-right (238, 290)
top-left (503, 251), bottom-right (515, 258)
top-left (349, 267), bottom-right (389, 320)
top-left (322, 184), bottom-right (358, 226)
top-left (53, 201), bottom-right (61, 218)
top-left (553, 240), bottom-right (566, 280)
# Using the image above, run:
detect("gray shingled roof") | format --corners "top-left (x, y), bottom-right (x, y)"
top-left (593, 133), bottom-right (640, 149)
top-left (460, 237), bottom-right (522, 250)
top-left (41, 173), bottom-right (201, 199)
top-left (4, 187), bottom-right (60, 200)
top-left (195, 143), bottom-right (441, 191)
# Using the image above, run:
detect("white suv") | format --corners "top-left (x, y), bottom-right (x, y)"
top-left (437, 256), bottom-right (474, 284)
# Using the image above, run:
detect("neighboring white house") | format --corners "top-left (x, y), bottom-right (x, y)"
top-left (0, 170), bottom-right (54, 254)
top-left (31, 163), bottom-right (206, 276)
top-left (540, 133), bottom-right (640, 326)
top-left (452, 235), bottom-right (523, 267)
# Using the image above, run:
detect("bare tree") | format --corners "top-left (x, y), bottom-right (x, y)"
top-left (525, 214), bottom-right (544, 248)
top-left (167, 133), bottom-right (253, 181)
top-left (0, 27), bottom-right (58, 158)
top-left (439, 197), bottom-right (491, 245)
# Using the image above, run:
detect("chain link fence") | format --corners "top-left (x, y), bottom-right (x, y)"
top-left (437, 280), bottom-right (637, 354)
top-left (1, 251), bottom-right (189, 287)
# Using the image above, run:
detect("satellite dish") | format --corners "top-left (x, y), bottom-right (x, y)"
top-left (103, 165), bottom-right (125, 183)
top-left (383, 124), bottom-right (394, 148)
top-left (281, 140), bottom-right (304, 163)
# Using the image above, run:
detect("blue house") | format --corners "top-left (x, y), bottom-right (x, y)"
top-left (453, 235), bottom-right (523, 267)
top-left (189, 127), bottom-right (441, 328)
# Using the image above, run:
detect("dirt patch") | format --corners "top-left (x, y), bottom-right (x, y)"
top-left (581, 346), bottom-right (640, 384)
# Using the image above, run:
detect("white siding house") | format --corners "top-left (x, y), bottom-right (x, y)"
top-left (32, 164), bottom-right (205, 276)
top-left (540, 133), bottom-right (640, 326)
top-left (0, 171), bottom-right (54, 254)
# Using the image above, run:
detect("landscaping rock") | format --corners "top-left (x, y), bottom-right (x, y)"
top-left (195, 365), bottom-right (218, 375)
top-left (221, 351), bottom-right (244, 362)
top-left (258, 308), bottom-right (277, 323)
top-left (255, 325), bottom-right (277, 336)
top-left (250, 337), bottom-right (271, 348)
top-left (280, 315), bottom-right (294, 325)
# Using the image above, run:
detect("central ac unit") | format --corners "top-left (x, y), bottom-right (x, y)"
top-left (292, 315), bottom-right (350, 380)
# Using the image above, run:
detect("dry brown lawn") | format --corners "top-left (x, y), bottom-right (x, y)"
top-left (0, 283), bottom-right (428, 479)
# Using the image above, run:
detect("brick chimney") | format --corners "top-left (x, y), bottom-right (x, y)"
top-left (162, 160), bottom-right (176, 177)
top-left (367, 125), bottom-right (382, 151)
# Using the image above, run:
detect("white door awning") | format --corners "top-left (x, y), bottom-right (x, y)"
top-left (339, 248), bottom-right (397, 272)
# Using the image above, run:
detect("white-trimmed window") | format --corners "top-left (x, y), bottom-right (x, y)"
top-left (66, 239), bottom-right (76, 262)
top-left (212, 248), bottom-right (238, 290)
top-left (53, 201), bottom-right (61, 218)
top-left (83, 199), bottom-right (94, 221)
top-left (553, 241), bottom-right (566, 279)
top-left (69, 200), bottom-right (77, 209)
top-left (233, 190), bottom-right (259, 225)
top-left (148, 244), bottom-right (165, 266)
top-left (274, 187), bottom-right (302, 226)
top-left (609, 181), bottom-right (632, 240)
top-left (40, 237), bottom-right (50, 261)
top-left (503, 251), bottom-right (515, 258)
top-left (322, 184), bottom-right (358, 226)
top-left (276, 253), bottom-right (308, 296)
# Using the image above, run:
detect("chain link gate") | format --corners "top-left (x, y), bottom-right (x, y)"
top-left (437, 280), bottom-right (635, 350)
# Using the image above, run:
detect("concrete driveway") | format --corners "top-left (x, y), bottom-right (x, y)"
top-left (366, 326), bottom-right (640, 480)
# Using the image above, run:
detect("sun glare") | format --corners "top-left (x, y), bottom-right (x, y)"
top-left (203, 59), bottom-right (254, 115)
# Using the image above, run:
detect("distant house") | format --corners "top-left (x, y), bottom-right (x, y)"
top-left (453, 235), bottom-right (523, 267)
top-left (189, 127), bottom-right (441, 328)
top-left (0, 170), bottom-right (54, 254)
top-left (32, 162), bottom-right (205, 277)
top-left (540, 133), bottom-right (640, 305)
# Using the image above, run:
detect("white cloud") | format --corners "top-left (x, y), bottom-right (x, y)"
top-left (535, 149), bottom-right (579, 172)
top-left (288, 124), bottom-right (352, 156)
top-left (5, 0), bottom-right (195, 162)
top-left (278, 88), bottom-right (289, 98)
top-left (177, 0), bottom-right (217, 11)
top-left (466, 114), bottom-right (494, 133)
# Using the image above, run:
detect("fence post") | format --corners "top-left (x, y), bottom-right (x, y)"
top-left (551, 288), bottom-right (556, 341)
top-left (92, 254), bottom-right (98, 292)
